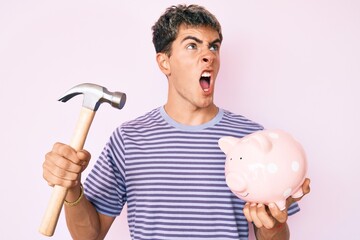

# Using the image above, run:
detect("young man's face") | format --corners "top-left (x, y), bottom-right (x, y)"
top-left (158, 24), bottom-right (221, 110)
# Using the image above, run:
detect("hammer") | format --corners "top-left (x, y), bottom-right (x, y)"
top-left (39, 83), bottom-right (126, 237)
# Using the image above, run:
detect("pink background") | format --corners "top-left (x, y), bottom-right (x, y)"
top-left (1, 1), bottom-right (359, 239)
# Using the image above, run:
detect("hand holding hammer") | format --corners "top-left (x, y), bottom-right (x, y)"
top-left (40, 83), bottom-right (126, 236)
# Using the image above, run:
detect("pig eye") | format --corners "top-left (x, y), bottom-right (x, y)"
top-left (240, 157), bottom-right (243, 160)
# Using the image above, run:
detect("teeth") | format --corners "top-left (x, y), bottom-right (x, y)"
top-left (201, 72), bottom-right (211, 77)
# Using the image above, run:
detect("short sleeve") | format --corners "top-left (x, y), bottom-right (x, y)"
top-left (288, 202), bottom-right (300, 216)
top-left (83, 128), bottom-right (127, 216)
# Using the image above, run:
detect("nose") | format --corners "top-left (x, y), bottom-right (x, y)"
top-left (201, 50), bottom-right (215, 64)
top-left (202, 57), bottom-right (212, 63)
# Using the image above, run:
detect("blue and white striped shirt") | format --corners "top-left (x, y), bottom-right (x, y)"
top-left (84, 107), bottom-right (299, 240)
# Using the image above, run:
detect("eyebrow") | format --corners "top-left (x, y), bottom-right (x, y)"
top-left (181, 36), bottom-right (222, 46)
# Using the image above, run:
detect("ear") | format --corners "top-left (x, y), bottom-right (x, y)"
top-left (218, 136), bottom-right (240, 154)
top-left (156, 52), bottom-right (171, 76)
top-left (249, 132), bottom-right (273, 153)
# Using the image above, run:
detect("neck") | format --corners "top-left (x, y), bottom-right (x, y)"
top-left (163, 103), bottom-right (218, 126)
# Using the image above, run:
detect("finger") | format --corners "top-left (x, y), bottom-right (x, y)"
top-left (268, 203), bottom-right (288, 223)
top-left (43, 163), bottom-right (78, 188)
top-left (243, 203), bottom-right (252, 222)
top-left (45, 151), bottom-right (83, 174)
top-left (52, 142), bottom-right (81, 165)
top-left (43, 158), bottom-right (80, 182)
top-left (249, 203), bottom-right (263, 228)
top-left (256, 204), bottom-right (276, 229)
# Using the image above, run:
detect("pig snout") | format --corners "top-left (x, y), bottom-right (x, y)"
top-left (226, 172), bottom-right (247, 193)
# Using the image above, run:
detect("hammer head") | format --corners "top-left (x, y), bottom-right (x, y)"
top-left (58, 83), bottom-right (126, 111)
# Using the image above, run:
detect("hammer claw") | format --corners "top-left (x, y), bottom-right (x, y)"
top-left (58, 92), bottom-right (81, 103)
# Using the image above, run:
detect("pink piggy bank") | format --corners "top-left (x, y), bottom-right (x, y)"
top-left (218, 129), bottom-right (307, 210)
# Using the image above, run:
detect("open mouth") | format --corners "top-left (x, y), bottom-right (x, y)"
top-left (199, 72), bottom-right (211, 92)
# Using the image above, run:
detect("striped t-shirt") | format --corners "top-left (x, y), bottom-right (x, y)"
top-left (84, 107), bottom-right (300, 240)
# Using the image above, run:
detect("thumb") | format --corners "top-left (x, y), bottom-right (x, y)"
top-left (77, 149), bottom-right (91, 171)
top-left (293, 178), bottom-right (311, 202)
top-left (77, 149), bottom-right (91, 161)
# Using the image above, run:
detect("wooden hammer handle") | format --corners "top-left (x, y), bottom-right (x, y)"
top-left (39, 107), bottom-right (96, 236)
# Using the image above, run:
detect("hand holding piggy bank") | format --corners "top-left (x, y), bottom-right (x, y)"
top-left (218, 130), bottom-right (307, 210)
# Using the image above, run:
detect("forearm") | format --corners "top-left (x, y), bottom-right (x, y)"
top-left (254, 222), bottom-right (290, 240)
top-left (64, 185), bottom-right (101, 240)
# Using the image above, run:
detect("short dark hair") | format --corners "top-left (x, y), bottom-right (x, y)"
top-left (152, 4), bottom-right (223, 55)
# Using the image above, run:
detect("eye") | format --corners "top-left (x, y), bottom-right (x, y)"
top-left (186, 43), bottom-right (197, 50)
top-left (209, 44), bottom-right (219, 52)
top-left (240, 157), bottom-right (242, 160)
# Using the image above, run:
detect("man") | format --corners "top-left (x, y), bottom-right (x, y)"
top-left (43, 4), bottom-right (310, 240)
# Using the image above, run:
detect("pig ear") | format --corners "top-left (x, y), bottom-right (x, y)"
top-left (218, 136), bottom-right (240, 154)
top-left (250, 133), bottom-right (272, 152)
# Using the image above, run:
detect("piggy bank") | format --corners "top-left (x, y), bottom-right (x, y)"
top-left (218, 130), bottom-right (307, 210)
